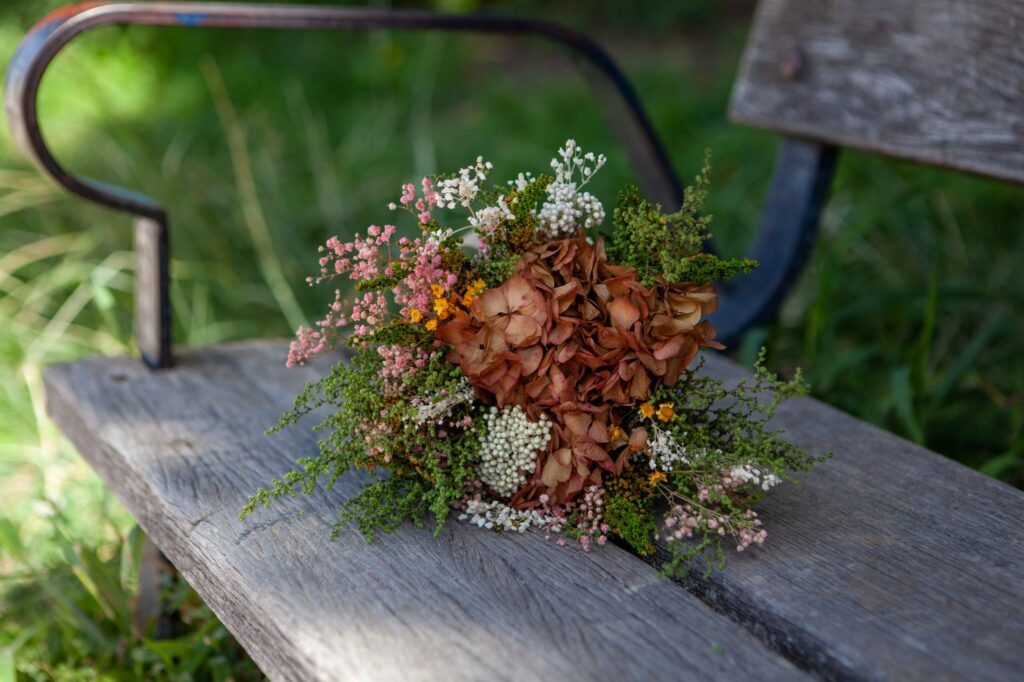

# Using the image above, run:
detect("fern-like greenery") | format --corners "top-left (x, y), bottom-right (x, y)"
top-left (241, 350), bottom-right (482, 540)
top-left (605, 150), bottom-right (756, 287)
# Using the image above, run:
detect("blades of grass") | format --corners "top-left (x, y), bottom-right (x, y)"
top-left (912, 266), bottom-right (939, 393)
top-left (209, 656), bottom-right (233, 682)
top-left (736, 326), bottom-right (768, 368)
top-left (891, 366), bottom-right (925, 444)
top-left (0, 189), bottom-right (60, 220)
top-left (76, 544), bottom-right (133, 632)
top-left (288, 83), bottom-right (346, 227)
top-left (0, 233), bottom-right (83, 288)
top-left (120, 524), bottom-right (144, 593)
top-left (143, 619), bottom-right (219, 676)
top-left (50, 525), bottom-right (124, 627)
top-left (0, 647), bottom-right (13, 682)
top-left (803, 253), bottom-right (837, 357)
top-left (1, 621), bottom-right (44, 668)
top-left (201, 57), bottom-right (306, 333)
top-left (981, 450), bottom-right (1024, 479)
top-left (0, 518), bottom-right (25, 562)
top-left (926, 311), bottom-right (1007, 414)
top-left (813, 346), bottom-right (881, 392)
top-left (33, 571), bottom-right (111, 650)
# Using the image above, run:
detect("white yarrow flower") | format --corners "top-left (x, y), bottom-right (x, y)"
top-left (477, 405), bottom-right (551, 498)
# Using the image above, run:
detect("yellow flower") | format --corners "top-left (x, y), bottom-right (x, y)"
top-left (473, 278), bottom-right (486, 291)
top-left (433, 297), bottom-right (449, 314)
top-left (431, 283), bottom-right (445, 298)
top-left (607, 424), bottom-right (622, 441)
top-left (657, 403), bottom-right (676, 422)
top-left (409, 308), bottom-right (422, 323)
top-left (649, 471), bottom-right (667, 486)
top-left (639, 403), bottom-right (655, 419)
top-left (425, 319), bottom-right (438, 331)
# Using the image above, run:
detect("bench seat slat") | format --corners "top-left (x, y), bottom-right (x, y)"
top-left (43, 341), bottom-right (806, 682)
top-left (678, 356), bottom-right (1024, 681)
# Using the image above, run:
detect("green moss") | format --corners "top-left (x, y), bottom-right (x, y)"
top-left (604, 490), bottom-right (658, 556)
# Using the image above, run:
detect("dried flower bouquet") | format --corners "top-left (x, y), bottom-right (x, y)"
top-left (242, 141), bottom-right (824, 574)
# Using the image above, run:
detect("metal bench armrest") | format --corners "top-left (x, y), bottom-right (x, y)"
top-left (5, 2), bottom-right (681, 367)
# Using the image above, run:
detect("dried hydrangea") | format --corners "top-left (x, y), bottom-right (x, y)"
top-left (247, 140), bottom-right (826, 580)
top-left (439, 235), bottom-right (723, 506)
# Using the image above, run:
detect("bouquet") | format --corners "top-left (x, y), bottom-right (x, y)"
top-left (242, 141), bottom-right (823, 575)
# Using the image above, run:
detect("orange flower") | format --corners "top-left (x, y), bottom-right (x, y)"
top-left (656, 403), bottom-right (675, 422)
top-left (639, 403), bottom-right (655, 419)
top-left (649, 471), bottom-right (667, 486)
top-left (425, 320), bottom-right (438, 331)
top-left (431, 283), bottom-right (445, 298)
top-left (607, 424), bottom-right (623, 441)
top-left (409, 308), bottom-right (423, 323)
top-left (461, 279), bottom-right (487, 307)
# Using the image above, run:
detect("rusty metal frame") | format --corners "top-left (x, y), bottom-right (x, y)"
top-left (4, 1), bottom-right (684, 368)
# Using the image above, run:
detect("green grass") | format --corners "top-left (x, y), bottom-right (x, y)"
top-left (1, 0), bottom-right (1022, 677)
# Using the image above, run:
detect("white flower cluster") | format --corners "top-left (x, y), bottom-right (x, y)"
top-left (458, 498), bottom-right (549, 533)
top-left (412, 379), bottom-right (475, 425)
top-left (537, 139), bottom-right (607, 238)
top-left (469, 197), bottom-right (514, 235)
top-left (437, 156), bottom-right (492, 209)
top-left (647, 426), bottom-right (690, 471)
top-left (425, 227), bottom-right (454, 247)
top-left (479, 406), bottom-right (551, 497)
top-left (508, 171), bottom-right (535, 192)
top-left (729, 464), bottom-right (782, 491)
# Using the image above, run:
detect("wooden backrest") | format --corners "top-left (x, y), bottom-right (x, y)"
top-left (730, 0), bottom-right (1024, 185)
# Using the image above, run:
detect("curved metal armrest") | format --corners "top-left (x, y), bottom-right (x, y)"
top-left (5, 2), bottom-right (835, 365)
top-left (4, 2), bottom-right (682, 368)
top-left (5, 2), bottom-right (681, 221)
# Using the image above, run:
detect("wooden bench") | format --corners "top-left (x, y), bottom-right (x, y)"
top-left (10, 1), bottom-right (1024, 680)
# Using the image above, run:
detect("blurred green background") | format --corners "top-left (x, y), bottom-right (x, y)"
top-left (1, 0), bottom-right (1021, 678)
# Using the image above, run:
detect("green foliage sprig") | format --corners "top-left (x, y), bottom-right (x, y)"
top-left (242, 350), bottom-right (481, 539)
top-left (606, 150), bottom-right (756, 287)
top-left (647, 350), bottom-right (828, 576)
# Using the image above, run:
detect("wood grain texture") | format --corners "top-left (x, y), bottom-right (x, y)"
top-left (43, 341), bottom-right (806, 682)
top-left (671, 354), bottom-right (1024, 682)
top-left (730, 0), bottom-right (1024, 184)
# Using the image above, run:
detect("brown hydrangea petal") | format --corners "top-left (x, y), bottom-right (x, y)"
top-left (437, 234), bottom-right (724, 506)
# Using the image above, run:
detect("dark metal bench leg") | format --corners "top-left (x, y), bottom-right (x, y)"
top-left (135, 534), bottom-right (175, 639)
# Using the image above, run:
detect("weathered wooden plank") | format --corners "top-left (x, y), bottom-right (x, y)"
top-left (671, 354), bottom-right (1024, 682)
top-left (43, 341), bottom-right (807, 682)
top-left (730, 0), bottom-right (1024, 185)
